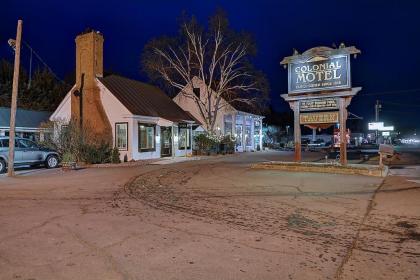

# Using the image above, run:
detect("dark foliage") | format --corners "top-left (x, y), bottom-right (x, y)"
top-left (0, 59), bottom-right (71, 111)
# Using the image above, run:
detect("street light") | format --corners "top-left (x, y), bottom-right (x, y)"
top-left (8, 38), bottom-right (33, 89)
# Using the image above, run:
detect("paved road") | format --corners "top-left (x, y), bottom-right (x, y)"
top-left (0, 151), bottom-right (418, 280)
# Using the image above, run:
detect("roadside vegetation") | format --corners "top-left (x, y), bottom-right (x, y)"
top-left (39, 120), bottom-right (120, 165)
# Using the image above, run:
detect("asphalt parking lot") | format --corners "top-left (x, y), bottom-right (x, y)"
top-left (0, 151), bottom-right (419, 280)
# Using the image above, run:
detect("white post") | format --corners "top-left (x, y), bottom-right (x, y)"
top-left (259, 119), bottom-right (263, 151)
top-left (242, 115), bottom-right (246, 152)
top-left (250, 117), bottom-right (255, 151)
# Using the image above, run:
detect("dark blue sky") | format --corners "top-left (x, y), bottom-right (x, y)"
top-left (2, 0), bottom-right (420, 131)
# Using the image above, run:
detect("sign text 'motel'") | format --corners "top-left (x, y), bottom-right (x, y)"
top-left (288, 55), bottom-right (350, 94)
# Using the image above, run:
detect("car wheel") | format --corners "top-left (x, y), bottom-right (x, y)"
top-left (0, 159), bottom-right (6, 174)
top-left (46, 155), bottom-right (59, 169)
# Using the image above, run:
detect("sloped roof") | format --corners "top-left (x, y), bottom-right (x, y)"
top-left (98, 75), bottom-right (195, 123)
top-left (0, 107), bottom-right (51, 128)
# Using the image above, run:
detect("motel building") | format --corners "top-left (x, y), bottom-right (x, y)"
top-left (173, 77), bottom-right (265, 152)
top-left (50, 30), bottom-right (197, 161)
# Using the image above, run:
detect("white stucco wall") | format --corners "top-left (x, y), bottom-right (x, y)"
top-left (49, 85), bottom-right (75, 123)
top-left (98, 81), bottom-right (133, 161)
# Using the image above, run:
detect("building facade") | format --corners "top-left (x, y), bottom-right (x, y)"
top-left (50, 30), bottom-right (196, 161)
top-left (173, 77), bottom-right (264, 152)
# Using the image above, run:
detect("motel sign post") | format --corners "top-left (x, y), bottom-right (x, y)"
top-left (281, 46), bottom-right (361, 165)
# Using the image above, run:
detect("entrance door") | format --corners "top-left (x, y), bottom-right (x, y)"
top-left (160, 127), bottom-right (172, 157)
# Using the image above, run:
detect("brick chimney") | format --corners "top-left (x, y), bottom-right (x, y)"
top-left (71, 30), bottom-right (112, 143)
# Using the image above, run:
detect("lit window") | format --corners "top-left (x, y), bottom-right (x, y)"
top-left (224, 114), bottom-right (233, 135)
top-left (179, 126), bottom-right (191, 149)
top-left (139, 123), bottom-right (155, 152)
top-left (115, 123), bottom-right (128, 150)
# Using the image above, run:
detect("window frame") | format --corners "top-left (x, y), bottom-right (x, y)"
top-left (115, 122), bottom-right (129, 151)
top-left (178, 126), bottom-right (191, 150)
top-left (138, 123), bottom-right (156, 152)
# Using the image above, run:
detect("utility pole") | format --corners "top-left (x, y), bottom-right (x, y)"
top-left (8, 20), bottom-right (23, 177)
top-left (375, 100), bottom-right (381, 122)
top-left (375, 100), bottom-right (382, 144)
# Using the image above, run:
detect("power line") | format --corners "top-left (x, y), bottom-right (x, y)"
top-left (361, 88), bottom-right (420, 96)
top-left (381, 101), bottom-right (420, 108)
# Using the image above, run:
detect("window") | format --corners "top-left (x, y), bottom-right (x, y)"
top-left (224, 114), bottom-right (233, 135)
top-left (193, 87), bottom-right (200, 98)
top-left (245, 125), bottom-right (252, 146)
top-left (17, 139), bottom-right (38, 148)
top-left (115, 123), bottom-right (128, 150)
top-left (139, 123), bottom-right (155, 152)
top-left (235, 124), bottom-right (243, 147)
top-left (178, 126), bottom-right (191, 149)
top-left (0, 139), bottom-right (19, 148)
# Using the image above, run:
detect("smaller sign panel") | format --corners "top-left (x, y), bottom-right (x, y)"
top-left (300, 111), bottom-right (339, 124)
top-left (300, 98), bottom-right (338, 111)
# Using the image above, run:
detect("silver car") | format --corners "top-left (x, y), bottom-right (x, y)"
top-left (0, 137), bottom-right (59, 173)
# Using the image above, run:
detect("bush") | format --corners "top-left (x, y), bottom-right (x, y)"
top-left (39, 119), bottom-right (119, 165)
top-left (62, 152), bottom-right (76, 163)
top-left (194, 133), bottom-right (235, 155)
top-left (111, 147), bottom-right (121, 164)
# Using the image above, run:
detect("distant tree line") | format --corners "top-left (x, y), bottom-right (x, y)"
top-left (0, 59), bottom-right (71, 112)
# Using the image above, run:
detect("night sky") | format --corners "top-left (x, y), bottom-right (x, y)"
top-left (2, 0), bottom-right (420, 132)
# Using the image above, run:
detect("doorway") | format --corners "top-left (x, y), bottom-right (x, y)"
top-left (160, 126), bottom-right (172, 157)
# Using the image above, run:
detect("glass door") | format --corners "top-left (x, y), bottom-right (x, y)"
top-left (160, 127), bottom-right (172, 157)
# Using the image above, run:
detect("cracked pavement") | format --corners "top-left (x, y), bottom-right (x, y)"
top-left (0, 151), bottom-right (419, 279)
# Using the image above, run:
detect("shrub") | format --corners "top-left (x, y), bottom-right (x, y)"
top-left (39, 119), bottom-right (118, 165)
top-left (111, 147), bottom-right (121, 164)
top-left (194, 133), bottom-right (235, 155)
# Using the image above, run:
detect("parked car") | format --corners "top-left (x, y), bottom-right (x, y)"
top-left (0, 137), bottom-right (59, 173)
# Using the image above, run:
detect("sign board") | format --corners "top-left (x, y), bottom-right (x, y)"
top-left (300, 98), bottom-right (338, 111)
top-left (382, 131), bottom-right (390, 136)
top-left (300, 111), bottom-right (339, 124)
top-left (368, 122), bottom-right (394, 131)
top-left (288, 55), bottom-right (350, 94)
top-left (368, 122), bottom-right (384, 130)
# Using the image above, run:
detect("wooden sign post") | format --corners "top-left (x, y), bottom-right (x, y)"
top-left (280, 46), bottom-right (361, 165)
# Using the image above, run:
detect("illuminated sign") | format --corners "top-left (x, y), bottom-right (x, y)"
top-left (300, 98), bottom-right (338, 111)
top-left (368, 122), bottom-right (394, 131)
top-left (288, 55), bottom-right (350, 94)
top-left (300, 111), bottom-right (339, 124)
top-left (368, 122), bottom-right (384, 130)
top-left (382, 131), bottom-right (390, 136)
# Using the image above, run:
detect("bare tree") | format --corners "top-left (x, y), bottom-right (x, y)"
top-left (142, 11), bottom-right (269, 133)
